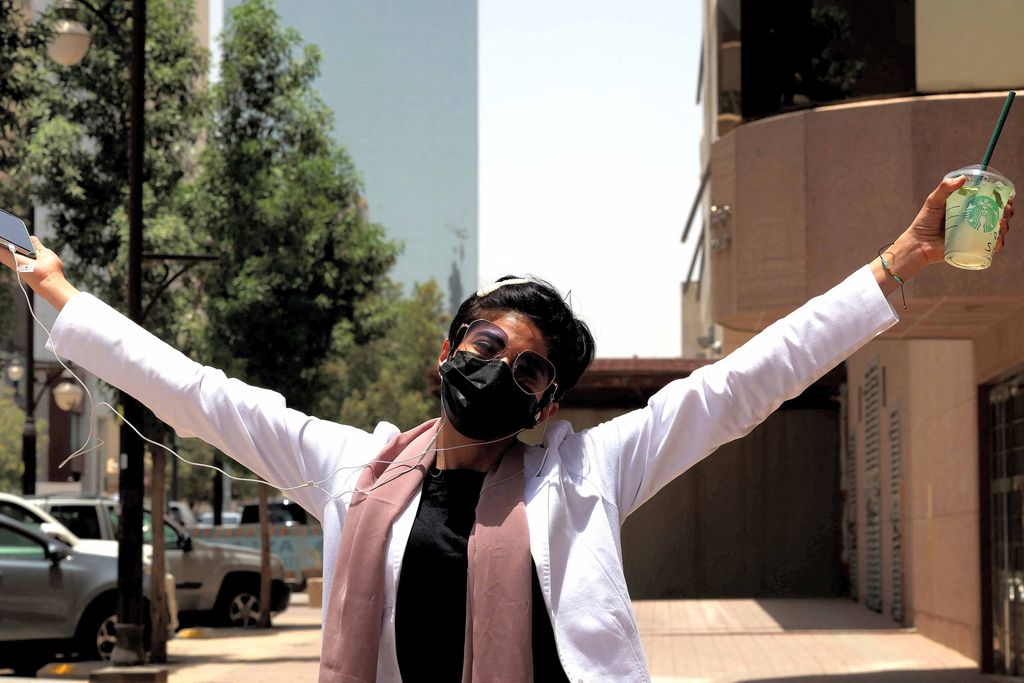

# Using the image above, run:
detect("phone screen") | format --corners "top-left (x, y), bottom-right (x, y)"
top-left (0, 208), bottom-right (35, 258)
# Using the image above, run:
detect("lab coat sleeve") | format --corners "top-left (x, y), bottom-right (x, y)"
top-left (47, 293), bottom-right (389, 520)
top-left (578, 265), bottom-right (898, 519)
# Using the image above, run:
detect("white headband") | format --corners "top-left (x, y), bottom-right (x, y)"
top-left (476, 278), bottom-right (532, 297)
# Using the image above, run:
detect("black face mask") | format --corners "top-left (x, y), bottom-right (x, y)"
top-left (439, 351), bottom-right (542, 440)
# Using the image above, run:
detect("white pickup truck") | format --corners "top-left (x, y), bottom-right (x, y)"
top-left (29, 496), bottom-right (291, 628)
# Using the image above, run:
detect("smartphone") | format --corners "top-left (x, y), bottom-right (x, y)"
top-left (0, 208), bottom-right (36, 258)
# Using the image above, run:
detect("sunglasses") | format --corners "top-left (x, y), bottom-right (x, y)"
top-left (452, 319), bottom-right (558, 397)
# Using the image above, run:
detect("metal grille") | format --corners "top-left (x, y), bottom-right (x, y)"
top-left (890, 402), bottom-right (903, 622)
top-left (847, 429), bottom-right (859, 601)
top-left (990, 376), bottom-right (1024, 675)
top-left (864, 358), bottom-right (883, 613)
top-left (839, 385), bottom-right (856, 602)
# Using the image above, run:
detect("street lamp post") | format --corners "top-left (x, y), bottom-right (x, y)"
top-left (5, 354), bottom-right (83, 494)
top-left (22, 288), bottom-right (36, 495)
top-left (110, 0), bottom-right (148, 665)
top-left (47, 0), bottom-right (148, 665)
top-left (5, 290), bottom-right (39, 495)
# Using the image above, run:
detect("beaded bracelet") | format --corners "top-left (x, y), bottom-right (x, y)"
top-left (877, 243), bottom-right (906, 310)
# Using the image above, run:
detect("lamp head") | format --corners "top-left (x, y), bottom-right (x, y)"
top-left (5, 358), bottom-right (25, 383)
top-left (53, 376), bottom-right (85, 412)
top-left (47, 1), bottom-right (91, 67)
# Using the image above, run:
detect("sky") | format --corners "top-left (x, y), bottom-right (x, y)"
top-left (209, 0), bottom-right (705, 359)
top-left (478, 0), bottom-right (704, 357)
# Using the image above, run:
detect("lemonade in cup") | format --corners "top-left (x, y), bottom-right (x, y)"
top-left (943, 164), bottom-right (1015, 270)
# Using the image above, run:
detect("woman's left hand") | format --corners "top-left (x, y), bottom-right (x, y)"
top-left (902, 174), bottom-right (1015, 265)
top-left (872, 175), bottom-right (1015, 296)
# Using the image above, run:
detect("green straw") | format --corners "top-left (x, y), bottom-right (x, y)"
top-left (980, 91), bottom-right (1016, 170)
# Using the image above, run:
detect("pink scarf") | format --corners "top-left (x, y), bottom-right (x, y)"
top-left (318, 419), bottom-right (533, 682)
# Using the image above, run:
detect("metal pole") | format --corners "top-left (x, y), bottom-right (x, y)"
top-left (258, 485), bottom-right (272, 628)
top-left (111, 0), bottom-right (147, 665)
top-left (170, 436), bottom-right (179, 503)
top-left (213, 455), bottom-right (223, 526)
top-left (150, 447), bottom-right (168, 662)
top-left (21, 289), bottom-right (36, 496)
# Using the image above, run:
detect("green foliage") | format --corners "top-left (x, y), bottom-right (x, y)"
top-left (807, 1), bottom-right (865, 100)
top-left (0, 0), bottom-right (50, 215)
top-left (21, 0), bottom-right (209, 342)
top-left (189, 0), bottom-right (398, 413)
top-left (170, 438), bottom-right (261, 508)
top-left (0, 385), bottom-right (47, 493)
top-left (322, 281), bottom-right (448, 432)
top-left (0, 0), bottom-right (52, 334)
top-left (0, 385), bottom-right (23, 491)
top-left (3, 0), bottom-right (442, 507)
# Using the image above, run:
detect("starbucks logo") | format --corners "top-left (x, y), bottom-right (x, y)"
top-left (964, 195), bottom-right (1001, 233)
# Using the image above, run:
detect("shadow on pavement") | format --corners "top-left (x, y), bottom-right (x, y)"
top-left (741, 668), bottom-right (986, 682)
top-left (753, 599), bottom-right (910, 632)
top-left (267, 622), bottom-right (320, 633)
top-left (168, 654), bottom-right (320, 666)
top-left (176, 622), bottom-right (320, 639)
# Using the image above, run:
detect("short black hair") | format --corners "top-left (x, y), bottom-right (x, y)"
top-left (447, 275), bottom-right (596, 402)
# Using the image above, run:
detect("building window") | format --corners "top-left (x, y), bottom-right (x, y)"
top-left (717, 0), bottom-right (916, 124)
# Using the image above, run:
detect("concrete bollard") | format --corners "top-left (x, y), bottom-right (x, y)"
top-left (307, 577), bottom-right (324, 608)
top-left (89, 666), bottom-right (168, 683)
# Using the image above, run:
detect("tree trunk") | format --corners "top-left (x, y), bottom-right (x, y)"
top-left (213, 454), bottom-right (224, 526)
top-left (150, 447), bottom-right (168, 662)
top-left (259, 485), bottom-right (272, 628)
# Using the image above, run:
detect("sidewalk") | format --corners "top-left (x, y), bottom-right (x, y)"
top-left (636, 598), bottom-right (998, 682)
top-left (12, 596), bottom-right (1011, 682)
top-left (21, 593), bottom-right (322, 683)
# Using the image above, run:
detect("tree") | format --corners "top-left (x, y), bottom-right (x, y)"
top-left (188, 0), bottom-right (398, 413)
top-left (0, 385), bottom-right (23, 490)
top-left (324, 281), bottom-right (449, 432)
top-left (0, 384), bottom-right (46, 492)
top-left (22, 0), bottom-right (209, 343)
top-left (0, 0), bottom-right (50, 215)
top-left (0, 0), bottom-right (52, 335)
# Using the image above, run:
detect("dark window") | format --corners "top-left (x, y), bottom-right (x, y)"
top-left (140, 511), bottom-right (184, 547)
top-left (0, 501), bottom-right (44, 528)
top-left (721, 0), bottom-right (916, 123)
top-left (241, 502), bottom-right (308, 525)
top-left (0, 526), bottom-right (45, 560)
top-left (48, 505), bottom-right (102, 539)
top-left (989, 377), bottom-right (1024, 675)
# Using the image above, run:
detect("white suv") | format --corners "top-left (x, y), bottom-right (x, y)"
top-left (29, 496), bottom-right (291, 627)
top-left (0, 493), bottom-right (178, 666)
top-left (0, 513), bottom-right (157, 674)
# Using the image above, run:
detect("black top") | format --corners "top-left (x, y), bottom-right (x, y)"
top-left (395, 467), bottom-right (568, 683)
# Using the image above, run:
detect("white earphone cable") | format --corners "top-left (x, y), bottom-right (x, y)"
top-left (7, 246), bottom-right (551, 501)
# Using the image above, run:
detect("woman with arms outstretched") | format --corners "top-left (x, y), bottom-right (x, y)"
top-left (1, 175), bottom-right (1012, 682)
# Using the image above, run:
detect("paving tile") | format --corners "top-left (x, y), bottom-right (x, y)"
top-left (635, 598), bottom-right (990, 682)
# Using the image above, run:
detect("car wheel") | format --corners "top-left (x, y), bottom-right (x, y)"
top-left (224, 588), bottom-right (261, 627)
top-left (76, 600), bottom-right (118, 661)
top-left (94, 613), bottom-right (119, 660)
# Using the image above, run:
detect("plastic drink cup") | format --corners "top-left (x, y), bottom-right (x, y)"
top-left (944, 164), bottom-right (1015, 270)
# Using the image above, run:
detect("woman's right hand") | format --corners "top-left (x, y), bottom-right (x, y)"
top-left (0, 236), bottom-right (80, 311)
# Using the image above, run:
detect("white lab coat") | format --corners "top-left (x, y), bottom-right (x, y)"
top-left (49, 265), bottom-right (897, 682)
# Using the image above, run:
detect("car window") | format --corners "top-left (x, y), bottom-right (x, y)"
top-left (0, 526), bottom-right (46, 561)
top-left (240, 507), bottom-right (258, 525)
top-left (0, 501), bottom-right (44, 529)
top-left (141, 511), bottom-right (184, 548)
top-left (275, 504), bottom-right (307, 524)
top-left (241, 503), bottom-right (307, 525)
top-left (106, 504), bottom-right (119, 536)
top-left (48, 505), bottom-right (102, 539)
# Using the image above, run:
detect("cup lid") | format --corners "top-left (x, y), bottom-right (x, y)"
top-left (945, 164), bottom-right (1015, 192)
